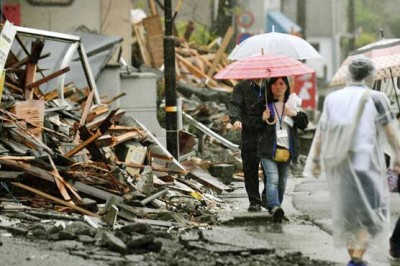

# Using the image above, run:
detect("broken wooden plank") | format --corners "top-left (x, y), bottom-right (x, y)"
top-left (65, 127), bottom-right (103, 158)
top-left (66, 108), bottom-right (118, 158)
top-left (143, 16), bottom-right (164, 68)
top-left (133, 22), bottom-right (152, 66)
top-left (0, 156), bottom-right (35, 161)
top-left (5, 81), bottom-right (23, 93)
top-left (47, 154), bottom-right (77, 204)
top-left (102, 92), bottom-right (126, 105)
top-left (182, 161), bottom-right (230, 194)
top-left (73, 89), bottom-right (94, 143)
top-left (11, 182), bottom-right (99, 217)
top-left (175, 53), bottom-right (218, 87)
top-left (0, 158), bottom-right (123, 204)
top-left (148, 0), bottom-right (158, 16)
top-left (25, 66), bottom-right (70, 90)
top-left (206, 26), bottom-right (234, 78)
top-left (24, 38), bottom-right (45, 99)
top-left (110, 131), bottom-right (142, 147)
top-left (12, 99), bottom-right (45, 139)
top-left (86, 109), bottom-right (125, 131)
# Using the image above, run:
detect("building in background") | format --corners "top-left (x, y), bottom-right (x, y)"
top-left (282, 0), bottom-right (345, 83)
top-left (12, 0), bottom-right (131, 65)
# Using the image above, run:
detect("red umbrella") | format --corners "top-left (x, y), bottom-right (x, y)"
top-left (214, 54), bottom-right (315, 80)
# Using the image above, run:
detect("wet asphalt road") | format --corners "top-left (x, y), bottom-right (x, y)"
top-left (2, 166), bottom-right (400, 265)
top-left (219, 164), bottom-right (400, 266)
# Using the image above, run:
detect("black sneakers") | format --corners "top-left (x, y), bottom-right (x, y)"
top-left (248, 204), bottom-right (262, 212)
top-left (271, 206), bottom-right (284, 223)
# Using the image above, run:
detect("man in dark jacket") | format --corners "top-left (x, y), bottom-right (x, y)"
top-left (229, 79), bottom-right (266, 211)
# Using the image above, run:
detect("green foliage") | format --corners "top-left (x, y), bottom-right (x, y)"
top-left (355, 32), bottom-right (376, 48)
top-left (132, 0), bottom-right (146, 10)
top-left (176, 21), bottom-right (215, 46)
top-left (354, 0), bottom-right (380, 42)
top-left (388, 17), bottom-right (400, 38)
top-left (352, 0), bottom-right (394, 48)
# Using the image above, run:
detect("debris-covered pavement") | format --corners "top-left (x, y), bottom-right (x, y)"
top-left (0, 169), bottom-right (341, 266)
top-left (0, 8), bottom-right (335, 266)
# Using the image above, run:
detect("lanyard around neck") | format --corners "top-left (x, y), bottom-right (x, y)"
top-left (273, 102), bottom-right (285, 130)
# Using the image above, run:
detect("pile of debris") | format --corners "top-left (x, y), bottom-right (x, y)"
top-left (0, 21), bottom-right (241, 260)
top-left (132, 5), bottom-right (237, 92)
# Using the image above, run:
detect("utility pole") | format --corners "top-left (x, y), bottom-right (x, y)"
top-left (163, 0), bottom-right (178, 159)
top-left (348, 0), bottom-right (355, 52)
top-left (296, 0), bottom-right (306, 39)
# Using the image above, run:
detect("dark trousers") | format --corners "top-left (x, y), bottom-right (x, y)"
top-left (241, 135), bottom-right (265, 205)
top-left (391, 217), bottom-right (400, 254)
top-left (390, 174), bottom-right (400, 252)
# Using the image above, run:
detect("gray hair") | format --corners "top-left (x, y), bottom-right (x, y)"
top-left (347, 55), bottom-right (376, 82)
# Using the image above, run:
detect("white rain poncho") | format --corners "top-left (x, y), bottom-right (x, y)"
top-left (304, 84), bottom-right (400, 250)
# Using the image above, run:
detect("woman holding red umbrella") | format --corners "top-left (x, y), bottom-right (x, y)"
top-left (256, 77), bottom-right (309, 222)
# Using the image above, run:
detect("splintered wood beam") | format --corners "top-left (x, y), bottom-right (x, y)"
top-left (0, 158), bottom-right (121, 204)
top-left (86, 105), bottom-right (109, 123)
top-left (108, 125), bottom-right (140, 131)
top-left (43, 86), bottom-right (72, 101)
top-left (73, 89), bottom-right (94, 143)
top-left (48, 154), bottom-right (82, 203)
top-left (25, 66), bottom-right (70, 90)
top-left (182, 161), bottom-right (230, 194)
top-left (148, 0), bottom-right (158, 16)
top-left (206, 26), bottom-right (234, 78)
top-left (64, 129), bottom-right (103, 158)
top-left (24, 38), bottom-right (45, 100)
top-left (0, 156), bottom-right (35, 160)
top-left (95, 135), bottom-right (114, 147)
top-left (11, 182), bottom-right (99, 217)
top-left (133, 22), bottom-right (152, 66)
top-left (24, 63), bottom-right (37, 99)
top-left (86, 109), bottom-right (125, 131)
top-left (5, 82), bottom-right (23, 93)
top-left (175, 53), bottom-right (217, 87)
top-left (102, 92), bottom-right (126, 105)
top-left (110, 131), bottom-right (141, 147)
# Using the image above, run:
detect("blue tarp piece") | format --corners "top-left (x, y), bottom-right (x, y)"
top-left (266, 10), bottom-right (301, 33)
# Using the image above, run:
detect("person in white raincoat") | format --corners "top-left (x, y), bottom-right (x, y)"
top-left (304, 56), bottom-right (400, 266)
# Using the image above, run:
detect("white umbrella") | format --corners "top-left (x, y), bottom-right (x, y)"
top-left (228, 32), bottom-right (322, 61)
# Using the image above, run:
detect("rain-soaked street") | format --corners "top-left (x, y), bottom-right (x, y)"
top-left (2, 164), bottom-right (400, 266)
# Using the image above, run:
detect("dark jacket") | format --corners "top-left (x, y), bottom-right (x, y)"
top-left (229, 80), bottom-right (265, 142)
top-left (255, 102), bottom-right (309, 162)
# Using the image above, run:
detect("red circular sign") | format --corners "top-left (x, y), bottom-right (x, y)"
top-left (237, 11), bottom-right (254, 28)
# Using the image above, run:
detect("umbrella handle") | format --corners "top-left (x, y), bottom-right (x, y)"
top-left (265, 116), bottom-right (277, 125)
top-left (264, 106), bottom-right (277, 125)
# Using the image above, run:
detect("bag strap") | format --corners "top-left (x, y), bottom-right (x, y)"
top-left (354, 89), bottom-right (370, 123)
top-left (350, 89), bottom-right (370, 145)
